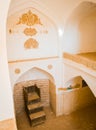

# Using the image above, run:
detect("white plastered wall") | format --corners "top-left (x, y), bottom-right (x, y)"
top-left (7, 8), bottom-right (59, 61)
top-left (63, 0), bottom-right (96, 54)
top-left (0, 0), bottom-right (15, 121)
top-left (79, 14), bottom-right (96, 53)
top-left (9, 59), bottom-right (62, 89)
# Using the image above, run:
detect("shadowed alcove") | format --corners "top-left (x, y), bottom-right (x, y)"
top-left (14, 67), bottom-right (56, 116)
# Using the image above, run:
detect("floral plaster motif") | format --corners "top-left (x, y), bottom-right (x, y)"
top-left (17, 10), bottom-right (42, 26)
top-left (15, 68), bottom-right (21, 74)
top-left (16, 10), bottom-right (48, 50)
top-left (24, 28), bottom-right (37, 36)
top-left (24, 38), bottom-right (39, 49)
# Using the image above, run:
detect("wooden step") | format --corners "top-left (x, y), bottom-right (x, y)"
top-left (29, 111), bottom-right (46, 121)
top-left (27, 102), bottom-right (44, 114)
top-left (31, 118), bottom-right (45, 127)
top-left (29, 110), bottom-right (46, 126)
top-left (27, 102), bottom-right (43, 111)
top-left (28, 92), bottom-right (40, 102)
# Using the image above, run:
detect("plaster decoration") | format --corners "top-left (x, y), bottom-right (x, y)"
top-left (47, 64), bottom-right (53, 69)
top-left (43, 30), bottom-right (48, 34)
top-left (9, 29), bottom-right (12, 34)
top-left (24, 28), bottom-right (37, 36)
top-left (8, 56), bottom-right (58, 63)
top-left (15, 68), bottom-right (21, 74)
top-left (17, 10), bottom-right (42, 26)
top-left (24, 38), bottom-right (39, 49)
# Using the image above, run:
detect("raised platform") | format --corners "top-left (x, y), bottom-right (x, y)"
top-left (63, 52), bottom-right (96, 70)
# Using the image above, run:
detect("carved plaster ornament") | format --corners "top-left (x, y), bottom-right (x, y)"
top-left (24, 28), bottom-right (37, 36)
top-left (47, 64), bottom-right (53, 69)
top-left (24, 38), bottom-right (39, 49)
top-left (9, 29), bottom-right (12, 34)
top-left (17, 10), bottom-right (42, 26)
top-left (15, 68), bottom-right (21, 74)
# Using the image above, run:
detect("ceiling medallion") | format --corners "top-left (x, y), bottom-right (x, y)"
top-left (24, 28), bottom-right (37, 36)
top-left (24, 38), bottom-right (39, 49)
top-left (17, 10), bottom-right (42, 26)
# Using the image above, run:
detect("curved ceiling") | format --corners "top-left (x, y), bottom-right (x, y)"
top-left (8, 0), bottom-right (62, 26)
top-left (67, 1), bottom-right (96, 25)
top-left (8, 0), bottom-right (96, 28)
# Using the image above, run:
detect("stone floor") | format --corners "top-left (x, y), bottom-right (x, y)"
top-left (16, 105), bottom-right (96, 130)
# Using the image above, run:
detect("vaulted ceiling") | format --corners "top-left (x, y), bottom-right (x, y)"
top-left (8, 0), bottom-right (96, 28)
top-left (67, 1), bottom-right (96, 25)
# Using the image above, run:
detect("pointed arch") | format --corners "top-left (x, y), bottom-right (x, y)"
top-left (64, 76), bottom-right (82, 88)
top-left (13, 66), bottom-right (56, 115)
top-left (15, 66), bottom-right (55, 84)
top-left (64, 74), bottom-right (96, 97)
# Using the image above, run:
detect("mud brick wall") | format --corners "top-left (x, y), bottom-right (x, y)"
top-left (14, 79), bottom-right (50, 114)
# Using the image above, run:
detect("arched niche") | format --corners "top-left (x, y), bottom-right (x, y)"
top-left (63, 1), bottom-right (96, 54)
top-left (62, 75), bottom-right (96, 114)
top-left (64, 76), bottom-right (83, 89)
top-left (64, 75), bottom-right (96, 99)
top-left (16, 67), bottom-right (54, 83)
top-left (64, 75), bottom-right (95, 89)
top-left (13, 67), bottom-right (56, 116)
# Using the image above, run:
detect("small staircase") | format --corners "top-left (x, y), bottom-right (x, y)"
top-left (23, 84), bottom-right (46, 126)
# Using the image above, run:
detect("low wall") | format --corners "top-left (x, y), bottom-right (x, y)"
top-left (63, 52), bottom-right (96, 70)
top-left (57, 86), bottom-right (96, 115)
